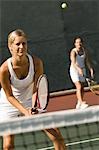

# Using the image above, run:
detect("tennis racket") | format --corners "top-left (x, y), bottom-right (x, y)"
top-left (85, 77), bottom-right (99, 96)
top-left (31, 74), bottom-right (49, 113)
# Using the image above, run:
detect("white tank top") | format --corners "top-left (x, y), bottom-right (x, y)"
top-left (71, 48), bottom-right (86, 68)
top-left (0, 54), bottom-right (34, 106)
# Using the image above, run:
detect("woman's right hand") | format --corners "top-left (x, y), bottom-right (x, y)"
top-left (24, 108), bottom-right (38, 116)
top-left (78, 68), bottom-right (83, 76)
top-left (24, 108), bottom-right (33, 116)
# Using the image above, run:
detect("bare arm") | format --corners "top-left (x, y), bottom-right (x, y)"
top-left (70, 50), bottom-right (77, 67)
top-left (85, 49), bottom-right (94, 78)
top-left (0, 62), bottom-right (30, 116)
top-left (32, 55), bottom-right (44, 108)
top-left (85, 49), bottom-right (92, 69)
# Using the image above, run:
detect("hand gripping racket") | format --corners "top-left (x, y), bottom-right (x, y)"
top-left (31, 74), bottom-right (49, 113)
top-left (85, 77), bottom-right (99, 96)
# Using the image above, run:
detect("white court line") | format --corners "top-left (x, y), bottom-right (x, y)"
top-left (38, 137), bottom-right (99, 150)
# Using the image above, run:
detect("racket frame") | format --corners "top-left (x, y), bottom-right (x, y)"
top-left (32, 74), bottom-right (49, 112)
top-left (85, 77), bottom-right (99, 96)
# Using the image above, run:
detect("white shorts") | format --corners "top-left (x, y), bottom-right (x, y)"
top-left (69, 67), bottom-right (86, 83)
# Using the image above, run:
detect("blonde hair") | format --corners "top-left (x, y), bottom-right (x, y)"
top-left (8, 29), bottom-right (27, 47)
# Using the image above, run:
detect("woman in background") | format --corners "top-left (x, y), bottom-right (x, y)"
top-left (69, 36), bottom-right (94, 109)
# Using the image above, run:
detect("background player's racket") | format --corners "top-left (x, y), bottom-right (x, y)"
top-left (85, 77), bottom-right (99, 96)
top-left (31, 74), bottom-right (49, 113)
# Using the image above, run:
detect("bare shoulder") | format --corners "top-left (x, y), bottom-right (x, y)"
top-left (0, 61), bottom-right (9, 75)
top-left (32, 55), bottom-right (43, 74)
top-left (0, 61), bottom-right (10, 86)
top-left (70, 48), bottom-right (76, 55)
top-left (83, 48), bottom-right (89, 57)
top-left (32, 55), bottom-right (43, 68)
top-left (32, 55), bottom-right (42, 64)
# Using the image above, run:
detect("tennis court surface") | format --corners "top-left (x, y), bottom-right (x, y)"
top-left (0, 90), bottom-right (99, 150)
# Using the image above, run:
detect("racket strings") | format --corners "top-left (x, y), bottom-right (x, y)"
top-left (38, 80), bottom-right (48, 97)
top-left (86, 78), bottom-right (99, 95)
top-left (37, 75), bottom-right (48, 110)
top-left (90, 81), bottom-right (99, 89)
top-left (89, 81), bottom-right (99, 95)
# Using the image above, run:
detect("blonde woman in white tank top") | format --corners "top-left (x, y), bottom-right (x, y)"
top-left (0, 29), bottom-right (66, 150)
top-left (69, 37), bottom-right (94, 109)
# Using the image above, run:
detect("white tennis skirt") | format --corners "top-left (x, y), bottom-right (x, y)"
top-left (0, 93), bottom-right (32, 122)
top-left (69, 67), bottom-right (86, 83)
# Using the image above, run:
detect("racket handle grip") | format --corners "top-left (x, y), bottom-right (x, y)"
top-left (31, 107), bottom-right (37, 112)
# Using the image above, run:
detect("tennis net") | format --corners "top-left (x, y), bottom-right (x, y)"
top-left (0, 105), bottom-right (99, 150)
